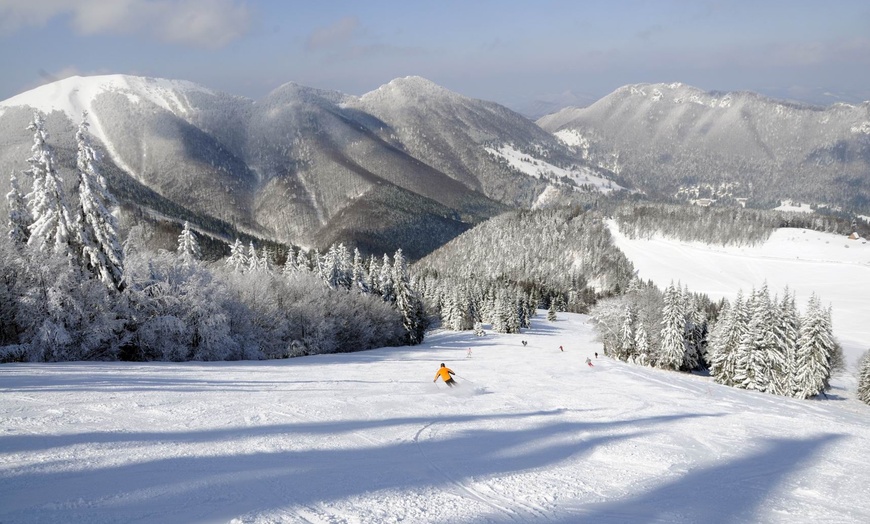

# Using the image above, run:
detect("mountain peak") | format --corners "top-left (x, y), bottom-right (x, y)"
top-left (0, 74), bottom-right (217, 121)
top-left (361, 76), bottom-right (461, 104)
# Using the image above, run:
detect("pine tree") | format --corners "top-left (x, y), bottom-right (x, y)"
top-left (634, 314), bottom-right (650, 365)
top-left (658, 283), bottom-right (685, 370)
top-left (618, 305), bottom-right (635, 361)
top-left (857, 350), bottom-right (870, 405)
top-left (282, 247), bottom-right (296, 276)
top-left (295, 248), bottom-right (310, 273)
top-left (379, 253), bottom-right (394, 302)
top-left (25, 112), bottom-right (74, 256)
top-left (74, 111), bottom-right (124, 290)
top-left (351, 248), bottom-right (369, 293)
top-left (246, 242), bottom-right (260, 273)
top-left (6, 172), bottom-right (30, 245)
top-left (177, 221), bottom-right (201, 266)
top-left (770, 289), bottom-right (799, 396)
top-left (547, 301), bottom-right (557, 322)
top-left (392, 249), bottom-right (425, 344)
top-left (735, 286), bottom-right (776, 392)
top-left (226, 238), bottom-right (247, 273)
top-left (794, 293), bottom-right (834, 399)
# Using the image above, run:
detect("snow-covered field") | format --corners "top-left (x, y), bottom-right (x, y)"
top-left (2, 313), bottom-right (869, 523)
top-left (609, 222), bottom-right (870, 368)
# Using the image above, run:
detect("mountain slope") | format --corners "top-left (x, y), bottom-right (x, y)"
top-left (538, 82), bottom-right (870, 212)
top-left (1, 313), bottom-right (868, 522)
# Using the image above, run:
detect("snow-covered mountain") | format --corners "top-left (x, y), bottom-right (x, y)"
top-left (0, 75), bottom-right (608, 258)
top-left (538, 82), bottom-right (870, 212)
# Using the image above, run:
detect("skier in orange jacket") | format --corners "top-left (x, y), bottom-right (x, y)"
top-left (434, 363), bottom-right (457, 387)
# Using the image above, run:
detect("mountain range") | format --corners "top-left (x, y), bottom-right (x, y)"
top-left (0, 75), bottom-right (603, 259)
top-left (2, 76), bottom-right (869, 260)
top-left (538, 82), bottom-right (870, 211)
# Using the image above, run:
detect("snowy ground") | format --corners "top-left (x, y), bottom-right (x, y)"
top-left (2, 313), bottom-right (869, 523)
top-left (608, 222), bottom-right (870, 369)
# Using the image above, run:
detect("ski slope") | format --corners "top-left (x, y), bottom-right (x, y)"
top-left (609, 221), bottom-right (870, 368)
top-left (2, 313), bottom-right (869, 523)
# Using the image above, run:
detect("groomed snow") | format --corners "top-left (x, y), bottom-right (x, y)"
top-left (608, 221), bottom-right (870, 367)
top-left (2, 313), bottom-right (869, 523)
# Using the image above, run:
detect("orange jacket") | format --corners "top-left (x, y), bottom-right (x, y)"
top-left (434, 367), bottom-right (455, 382)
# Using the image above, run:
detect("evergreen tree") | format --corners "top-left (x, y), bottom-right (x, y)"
top-left (708, 293), bottom-right (746, 386)
top-left (282, 247), bottom-right (296, 276)
top-left (295, 248), bottom-right (310, 273)
top-left (618, 305), bottom-right (635, 361)
top-left (379, 253), bottom-right (394, 302)
top-left (6, 172), bottom-right (30, 245)
top-left (74, 111), bottom-right (124, 290)
top-left (351, 248), bottom-right (369, 293)
top-left (25, 112), bottom-right (74, 256)
top-left (794, 293), bottom-right (834, 399)
top-left (246, 242), bottom-right (259, 273)
top-left (226, 238), bottom-right (247, 273)
top-left (771, 289), bottom-right (800, 396)
top-left (658, 283), bottom-right (685, 370)
top-left (177, 221), bottom-right (201, 266)
top-left (547, 301), bottom-right (557, 322)
top-left (857, 350), bottom-right (870, 405)
top-left (392, 249), bottom-right (425, 344)
top-left (634, 314), bottom-right (650, 365)
top-left (735, 286), bottom-right (776, 392)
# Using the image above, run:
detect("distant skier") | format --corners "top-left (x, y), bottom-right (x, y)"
top-left (522, 340), bottom-right (528, 347)
top-left (560, 345), bottom-right (564, 352)
top-left (595, 352), bottom-right (598, 359)
top-left (434, 363), bottom-right (457, 387)
top-left (586, 357), bottom-right (594, 367)
top-left (466, 348), bottom-right (472, 358)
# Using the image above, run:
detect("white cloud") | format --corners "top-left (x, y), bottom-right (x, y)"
top-left (0, 0), bottom-right (251, 48)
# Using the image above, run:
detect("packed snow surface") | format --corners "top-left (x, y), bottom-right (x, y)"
top-left (2, 313), bottom-right (869, 523)
top-left (609, 222), bottom-right (870, 366)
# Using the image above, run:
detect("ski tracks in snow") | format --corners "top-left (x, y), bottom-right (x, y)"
top-left (412, 422), bottom-right (554, 522)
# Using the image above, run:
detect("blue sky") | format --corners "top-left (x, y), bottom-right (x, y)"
top-left (1, 0), bottom-right (869, 110)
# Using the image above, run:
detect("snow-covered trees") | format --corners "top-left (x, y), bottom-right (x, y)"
top-left (658, 283), bottom-right (686, 371)
top-left (857, 350), bottom-right (870, 405)
top-left (177, 221), bottom-right (201, 266)
top-left (6, 173), bottom-right (30, 245)
top-left (74, 111), bottom-right (124, 290)
top-left (707, 286), bottom-right (837, 399)
top-left (793, 293), bottom-right (835, 399)
top-left (226, 239), bottom-right (247, 273)
top-left (392, 249), bottom-right (426, 345)
top-left (25, 112), bottom-right (74, 256)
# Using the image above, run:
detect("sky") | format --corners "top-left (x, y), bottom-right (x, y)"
top-left (1, 0), bottom-right (869, 113)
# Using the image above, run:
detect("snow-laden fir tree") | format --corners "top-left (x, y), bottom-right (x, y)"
top-left (25, 112), bottom-right (74, 256)
top-left (633, 314), bottom-right (650, 365)
top-left (392, 249), bottom-right (425, 344)
top-left (547, 301), bottom-right (557, 322)
top-left (857, 350), bottom-right (870, 405)
top-left (226, 238), bottom-right (247, 273)
top-left (258, 247), bottom-right (273, 273)
top-left (74, 111), bottom-right (124, 290)
top-left (618, 305), bottom-right (635, 361)
top-left (351, 248), bottom-right (369, 293)
top-left (6, 172), bottom-right (30, 245)
top-left (770, 289), bottom-right (800, 396)
top-left (295, 248), bottom-right (310, 273)
top-left (793, 293), bottom-right (834, 399)
top-left (658, 283), bottom-right (685, 370)
top-left (177, 221), bottom-right (200, 266)
top-left (282, 247), bottom-right (296, 275)
top-left (245, 242), bottom-right (258, 273)
top-left (734, 286), bottom-right (776, 392)
top-left (379, 253), bottom-right (394, 302)
top-left (708, 292), bottom-right (747, 386)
